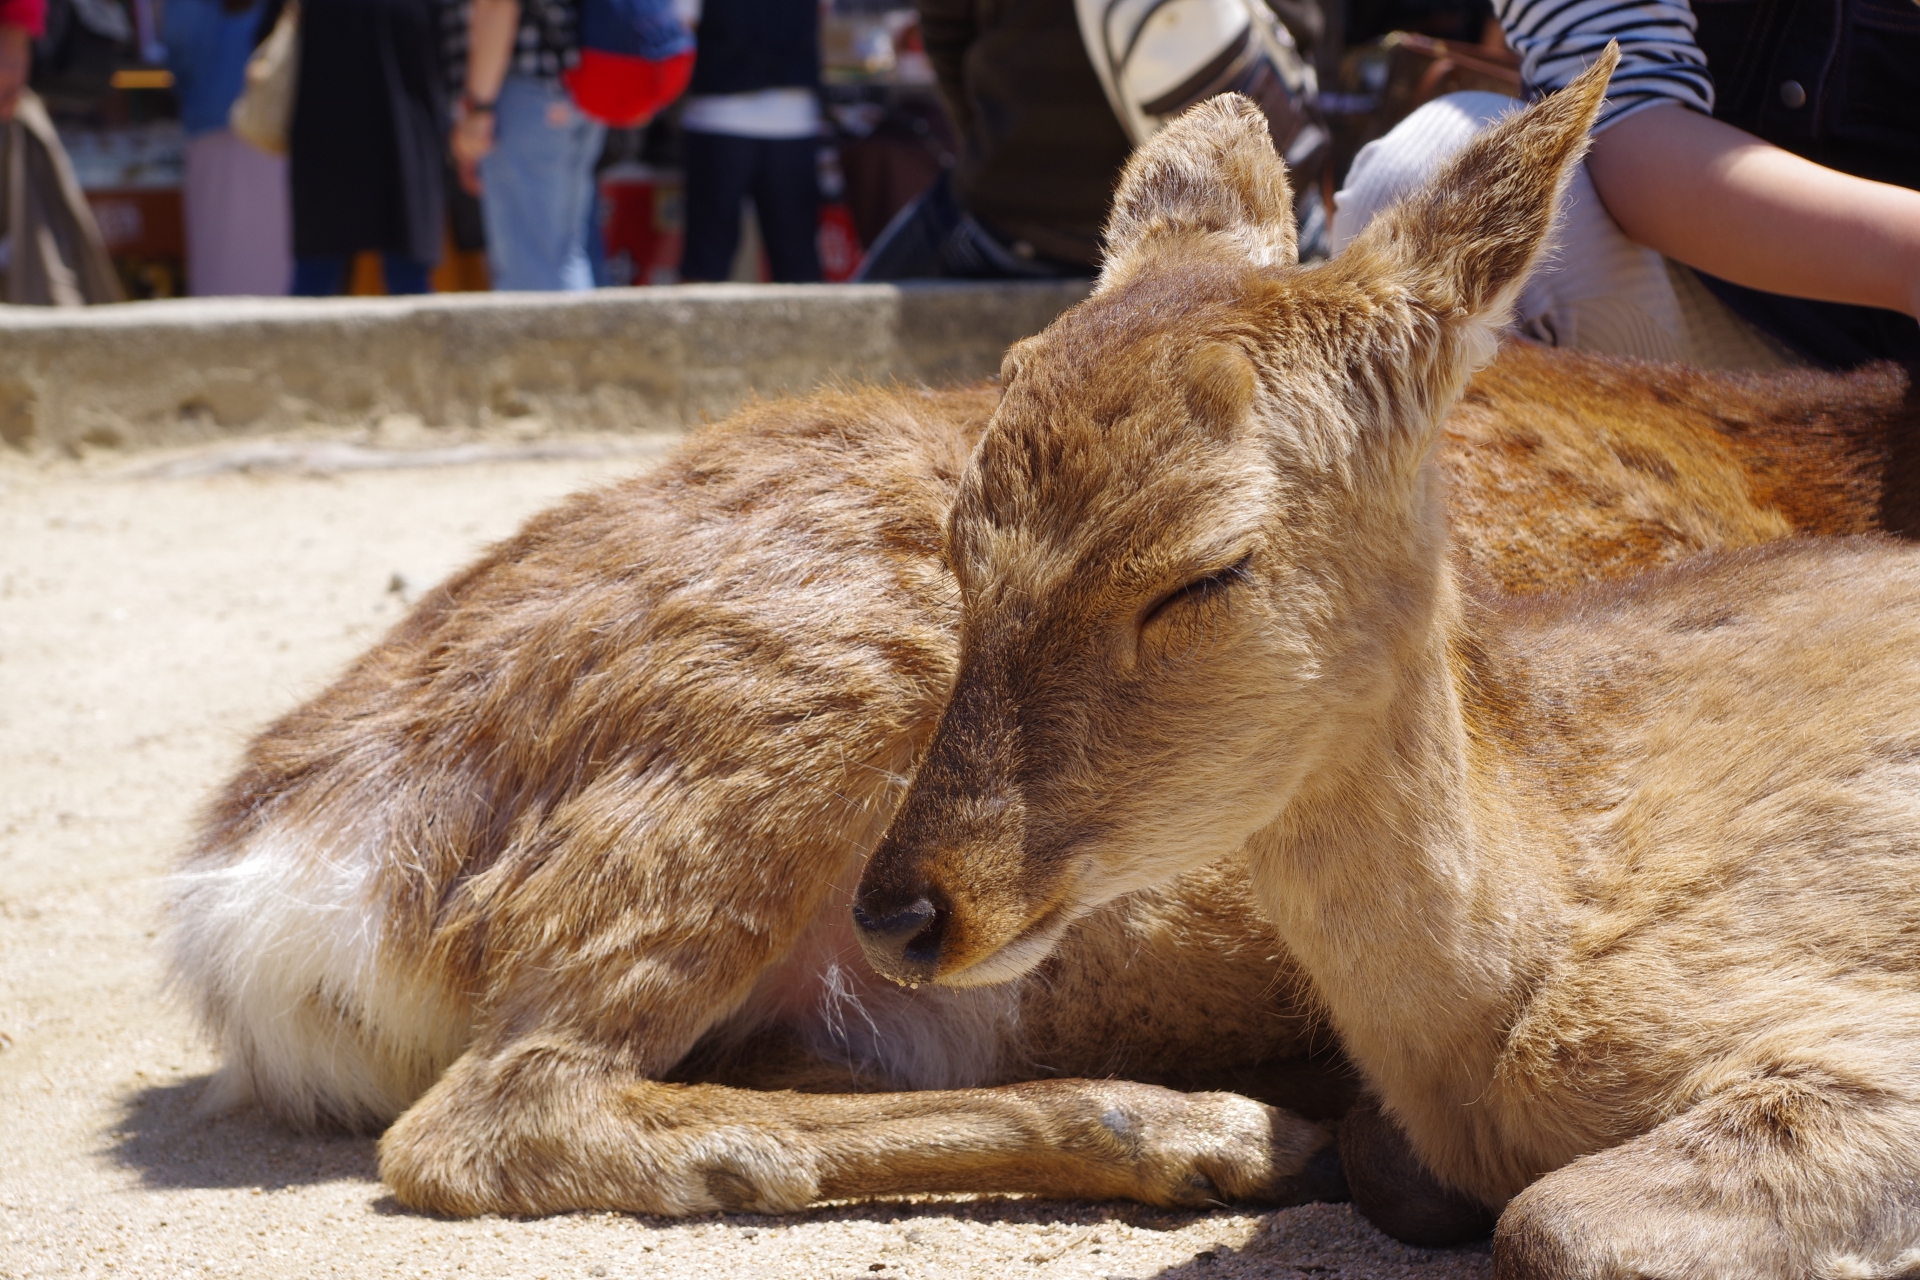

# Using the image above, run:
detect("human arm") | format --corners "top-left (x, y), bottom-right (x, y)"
top-left (1588, 103), bottom-right (1920, 321)
top-left (450, 0), bottom-right (519, 193)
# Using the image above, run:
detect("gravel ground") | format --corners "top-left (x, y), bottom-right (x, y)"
top-left (0, 440), bottom-right (1493, 1280)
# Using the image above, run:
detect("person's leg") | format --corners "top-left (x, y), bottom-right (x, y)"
top-left (380, 254), bottom-right (433, 295)
top-left (478, 76), bottom-right (607, 291)
top-left (552, 112), bottom-right (608, 291)
top-left (183, 130), bottom-right (293, 297)
top-left (291, 254), bottom-right (349, 296)
top-left (851, 170), bottom-right (962, 281)
top-left (750, 137), bottom-right (821, 284)
top-left (182, 132), bottom-right (222, 297)
top-left (584, 185), bottom-right (611, 287)
top-left (1332, 94), bottom-right (1795, 369)
top-left (680, 130), bottom-right (756, 283)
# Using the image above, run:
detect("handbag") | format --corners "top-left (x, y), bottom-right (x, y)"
top-left (1074, 0), bottom-right (1326, 170)
top-left (562, 0), bottom-right (695, 127)
top-left (228, 0), bottom-right (299, 156)
top-left (1074, 0), bottom-right (1331, 250)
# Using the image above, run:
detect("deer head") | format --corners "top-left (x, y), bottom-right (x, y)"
top-left (852, 51), bottom-right (1617, 988)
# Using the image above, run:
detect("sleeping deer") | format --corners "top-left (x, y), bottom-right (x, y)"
top-left (855, 49), bottom-right (1920, 1277)
top-left (168, 63), bottom-right (1920, 1233)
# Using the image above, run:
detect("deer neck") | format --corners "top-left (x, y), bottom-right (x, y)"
top-left (1244, 570), bottom-right (1566, 1129)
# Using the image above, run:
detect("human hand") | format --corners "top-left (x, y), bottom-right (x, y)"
top-left (0, 23), bottom-right (30, 124)
top-left (450, 108), bottom-right (495, 196)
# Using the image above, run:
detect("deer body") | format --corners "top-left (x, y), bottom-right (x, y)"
top-left (168, 69), bottom-right (1920, 1227)
top-left (170, 385), bottom-right (1346, 1215)
top-left (854, 54), bottom-right (1920, 1275)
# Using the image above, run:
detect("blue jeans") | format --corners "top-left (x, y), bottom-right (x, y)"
top-left (479, 76), bottom-right (606, 292)
top-left (291, 254), bottom-right (432, 296)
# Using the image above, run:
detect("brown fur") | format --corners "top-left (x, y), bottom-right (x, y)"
top-left (857, 53), bottom-right (1920, 1276)
top-left (171, 64), bottom-right (1920, 1229)
top-left (1444, 344), bottom-right (1918, 593)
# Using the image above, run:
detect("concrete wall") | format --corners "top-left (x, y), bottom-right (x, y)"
top-left (0, 280), bottom-right (1090, 455)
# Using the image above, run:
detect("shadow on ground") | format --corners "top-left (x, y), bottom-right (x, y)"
top-left (103, 1082), bottom-right (1493, 1279)
top-left (361, 1191), bottom-right (1230, 1229)
top-left (105, 1077), bottom-right (378, 1191)
top-left (1142, 1201), bottom-right (1495, 1280)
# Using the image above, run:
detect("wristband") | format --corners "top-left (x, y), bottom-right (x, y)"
top-left (460, 93), bottom-right (497, 118)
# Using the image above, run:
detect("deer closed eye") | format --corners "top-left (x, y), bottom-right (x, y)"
top-left (1141, 553), bottom-right (1253, 631)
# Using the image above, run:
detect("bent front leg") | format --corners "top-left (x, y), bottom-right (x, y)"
top-left (378, 1033), bottom-right (1344, 1216)
top-left (1495, 1064), bottom-right (1920, 1280)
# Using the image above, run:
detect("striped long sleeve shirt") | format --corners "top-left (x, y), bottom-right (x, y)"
top-left (1491, 0), bottom-right (1714, 131)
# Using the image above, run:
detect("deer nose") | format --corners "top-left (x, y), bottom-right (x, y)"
top-left (851, 893), bottom-right (949, 985)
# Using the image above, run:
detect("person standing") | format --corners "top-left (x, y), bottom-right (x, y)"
top-left (676, 0), bottom-right (821, 284)
top-left (448, 0), bottom-right (605, 291)
top-left (285, 0), bottom-right (445, 294)
top-left (165, 0), bottom-right (293, 295)
top-left (0, 0), bottom-right (124, 303)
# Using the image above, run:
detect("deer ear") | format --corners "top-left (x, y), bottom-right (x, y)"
top-left (1100, 93), bottom-right (1297, 288)
top-left (1342, 46), bottom-right (1617, 339)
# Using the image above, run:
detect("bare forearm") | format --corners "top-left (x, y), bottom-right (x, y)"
top-left (464, 0), bottom-right (519, 103)
top-left (1588, 103), bottom-right (1920, 319)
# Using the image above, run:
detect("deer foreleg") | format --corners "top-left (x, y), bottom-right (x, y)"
top-left (378, 1035), bottom-right (1343, 1216)
top-left (1495, 1063), bottom-right (1920, 1280)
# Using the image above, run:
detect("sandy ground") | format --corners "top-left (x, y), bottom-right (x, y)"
top-left (0, 439), bottom-right (1493, 1280)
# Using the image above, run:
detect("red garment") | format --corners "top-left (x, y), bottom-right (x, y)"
top-left (0, 0), bottom-right (46, 36)
top-left (562, 48), bottom-right (695, 127)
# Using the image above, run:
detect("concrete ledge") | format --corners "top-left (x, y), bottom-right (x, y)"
top-left (0, 280), bottom-right (1091, 455)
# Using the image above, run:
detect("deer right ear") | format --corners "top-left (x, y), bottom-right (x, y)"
top-left (1099, 93), bottom-right (1297, 290)
top-left (997, 338), bottom-right (1036, 388)
top-left (1341, 46), bottom-right (1617, 343)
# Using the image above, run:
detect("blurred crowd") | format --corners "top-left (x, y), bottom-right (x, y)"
top-left (0, 0), bottom-right (1913, 369)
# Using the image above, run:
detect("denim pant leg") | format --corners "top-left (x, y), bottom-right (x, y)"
top-left (479, 76), bottom-right (608, 292)
top-left (291, 255), bottom-right (350, 296)
top-left (381, 254), bottom-right (433, 296)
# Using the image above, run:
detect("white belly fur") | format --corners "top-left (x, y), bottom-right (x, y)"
top-left (165, 815), bottom-right (469, 1131)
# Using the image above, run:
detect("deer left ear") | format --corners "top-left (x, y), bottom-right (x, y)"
top-left (1342, 45), bottom-right (1617, 340)
top-left (1100, 93), bottom-right (1297, 290)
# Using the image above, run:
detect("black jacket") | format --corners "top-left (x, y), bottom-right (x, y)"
top-left (286, 0), bottom-right (446, 263)
top-left (1694, 0), bottom-right (1920, 367)
top-left (686, 0), bottom-right (820, 96)
top-left (917, 0), bottom-right (1134, 266)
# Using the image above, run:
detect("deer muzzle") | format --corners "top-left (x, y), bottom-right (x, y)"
top-left (850, 888), bottom-right (951, 986)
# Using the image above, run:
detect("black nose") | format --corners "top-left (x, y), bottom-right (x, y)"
top-left (851, 894), bottom-right (949, 984)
